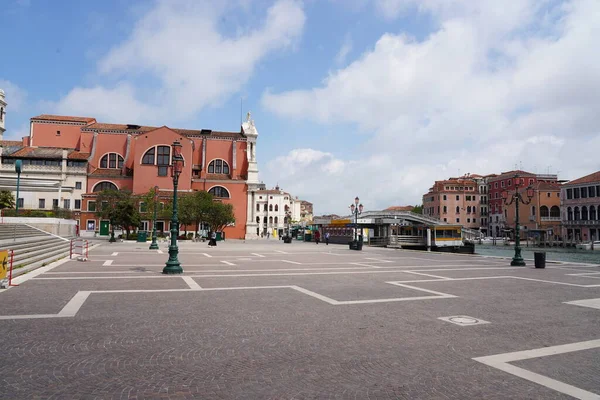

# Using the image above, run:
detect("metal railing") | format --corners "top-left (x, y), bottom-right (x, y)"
top-left (563, 220), bottom-right (600, 226)
top-left (540, 216), bottom-right (561, 221)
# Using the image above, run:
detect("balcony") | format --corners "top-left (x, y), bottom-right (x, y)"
top-left (563, 220), bottom-right (600, 226)
top-left (541, 217), bottom-right (561, 222)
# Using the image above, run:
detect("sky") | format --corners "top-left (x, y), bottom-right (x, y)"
top-left (2, 0), bottom-right (600, 215)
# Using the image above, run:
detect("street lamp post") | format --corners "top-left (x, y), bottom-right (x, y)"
top-left (163, 141), bottom-right (184, 274)
top-left (349, 196), bottom-right (364, 250)
top-left (15, 160), bottom-right (22, 215)
top-left (149, 185), bottom-right (159, 250)
top-left (502, 174), bottom-right (534, 266)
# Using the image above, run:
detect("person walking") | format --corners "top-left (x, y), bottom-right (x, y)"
top-left (208, 231), bottom-right (217, 247)
top-left (315, 230), bottom-right (321, 245)
top-left (325, 231), bottom-right (330, 245)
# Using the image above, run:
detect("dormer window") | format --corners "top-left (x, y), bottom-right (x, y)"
top-left (100, 153), bottom-right (124, 169)
top-left (141, 145), bottom-right (174, 176)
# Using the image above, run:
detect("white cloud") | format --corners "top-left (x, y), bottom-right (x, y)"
top-left (334, 34), bottom-right (353, 65)
top-left (51, 0), bottom-right (305, 123)
top-left (0, 79), bottom-right (27, 112)
top-left (262, 0), bottom-right (600, 213)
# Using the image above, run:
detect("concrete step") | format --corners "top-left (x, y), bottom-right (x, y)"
top-left (0, 235), bottom-right (63, 249)
top-left (12, 239), bottom-right (71, 264)
top-left (12, 245), bottom-right (72, 274)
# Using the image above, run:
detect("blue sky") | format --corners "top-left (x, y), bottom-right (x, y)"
top-left (2, 0), bottom-right (600, 214)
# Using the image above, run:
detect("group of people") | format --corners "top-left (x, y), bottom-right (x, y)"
top-left (314, 230), bottom-right (330, 245)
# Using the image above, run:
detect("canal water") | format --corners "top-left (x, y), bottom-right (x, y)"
top-left (475, 244), bottom-right (600, 265)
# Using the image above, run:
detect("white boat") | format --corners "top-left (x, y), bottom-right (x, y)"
top-left (576, 241), bottom-right (600, 251)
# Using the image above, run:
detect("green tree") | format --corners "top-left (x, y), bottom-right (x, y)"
top-left (205, 201), bottom-right (236, 234)
top-left (179, 191), bottom-right (214, 237)
top-left (0, 190), bottom-right (15, 209)
top-left (96, 190), bottom-right (140, 241)
top-left (412, 204), bottom-right (423, 214)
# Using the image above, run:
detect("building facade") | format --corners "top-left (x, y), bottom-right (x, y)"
top-left (561, 171), bottom-right (600, 242)
top-left (252, 187), bottom-right (302, 238)
top-left (0, 89), bottom-right (7, 140)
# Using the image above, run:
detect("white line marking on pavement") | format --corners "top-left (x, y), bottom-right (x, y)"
top-left (275, 250), bottom-right (288, 254)
top-left (157, 250), bottom-right (163, 254)
top-left (473, 339), bottom-right (600, 400)
top-left (221, 260), bottom-right (235, 266)
top-left (564, 298), bottom-right (600, 310)
top-left (103, 260), bottom-right (113, 266)
top-left (365, 258), bottom-right (393, 263)
top-left (58, 291), bottom-right (91, 317)
top-left (403, 271), bottom-right (452, 280)
top-left (182, 276), bottom-right (202, 289)
top-left (251, 253), bottom-right (265, 258)
top-left (111, 252), bottom-right (119, 256)
top-left (281, 260), bottom-right (301, 265)
top-left (202, 253), bottom-right (213, 258)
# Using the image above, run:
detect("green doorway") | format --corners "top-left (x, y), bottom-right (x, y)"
top-left (100, 220), bottom-right (110, 236)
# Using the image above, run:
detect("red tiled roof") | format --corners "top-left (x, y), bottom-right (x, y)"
top-left (0, 140), bottom-right (23, 147)
top-left (384, 206), bottom-right (413, 211)
top-left (82, 123), bottom-right (157, 132)
top-left (565, 171), bottom-right (600, 186)
top-left (31, 114), bottom-right (96, 123)
top-left (9, 147), bottom-right (34, 157)
top-left (537, 182), bottom-right (561, 190)
top-left (89, 168), bottom-right (125, 177)
top-left (68, 151), bottom-right (90, 160)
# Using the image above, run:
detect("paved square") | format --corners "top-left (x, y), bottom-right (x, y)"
top-left (1, 240), bottom-right (599, 399)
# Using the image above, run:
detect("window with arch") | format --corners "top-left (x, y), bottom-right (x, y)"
top-left (208, 159), bottom-right (230, 174)
top-left (550, 206), bottom-right (560, 218)
top-left (274, 216), bottom-right (278, 224)
top-left (582, 206), bottom-right (588, 220)
top-left (275, 204), bottom-right (279, 212)
top-left (467, 206), bottom-right (471, 214)
top-left (93, 181), bottom-right (118, 192)
top-left (590, 206), bottom-right (597, 221)
top-left (574, 207), bottom-right (580, 220)
top-left (456, 206), bottom-right (460, 214)
top-left (100, 153), bottom-right (124, 169)
top-left (0, 107), bottom-right (3, 121)
top-left (269, 216), bottom-right (273, 224)
top-left (567, 207), bottom-right (573, 221)
top-left (263, 204), bottom-right (267, 212)
top-left (269, 204), bottom-right (273, 212)
top-left (256, 216), bottom-right (260, 223)
top-left (208, 186), bottom-right (230, 199)
top-left (263, 217), bottom-right (267, 223)
top-left (256, 204), bottom-right (260, 212)
top-left (142, 146), bottom-right (172, 176)
top-left (284, 205), bottom-right (289, 212)
top-left (540, 206), bottom-right (549, 218)
top-left (443, 206), bottom-right (447, 214)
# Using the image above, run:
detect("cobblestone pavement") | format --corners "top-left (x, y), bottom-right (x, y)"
top-left (1, 240), bottom-right (599, 399)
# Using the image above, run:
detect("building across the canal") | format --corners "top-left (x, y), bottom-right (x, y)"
top-left (561, 171), bottom-right (600, 242)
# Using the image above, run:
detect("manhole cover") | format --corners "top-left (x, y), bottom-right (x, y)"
top-left (438, 315), bottom-right (490, 326)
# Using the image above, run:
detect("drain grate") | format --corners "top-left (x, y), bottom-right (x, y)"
top-left (438, 315), bottom-right (490, 326)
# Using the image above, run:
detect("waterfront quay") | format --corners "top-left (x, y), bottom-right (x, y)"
top-left (1, 240), bottom-right (599, 399)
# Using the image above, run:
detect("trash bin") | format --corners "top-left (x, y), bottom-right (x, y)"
top-left (534, 252), bottom-right (546, 268)
top-left (137, 231), bottom-right (148, 242)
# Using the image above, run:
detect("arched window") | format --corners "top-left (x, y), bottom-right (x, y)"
top-left (582, 206), bottom-right (588, 220)
top-left (263, 204), bottom-right (267, 212)
top-left (443, 206), bottom-right (447, 213)
top-left (269, 216), bottom-right (273, 224)
top-left (142, 147), bottom-right (155, 164)
top-left (567, 207), bottom-right (573, 221)
top-left (208, 186), bottom-right (230, 199)
top-left (263, 216), bottom-right (267, 223)
top-left (256, 204), bottom-right (260, 212)
top-left (590, 206), bottom-right (597, 221)
top-left (467, 206), bottom-right (471, 214)
top-left (208, 159), bottom-right (230, 174)
top-left (0, 107), bottom-right (4, 121)
top-left (284, 205), bottom-right (289, 212)
top-left (274, 216), bottom-right (278, 224)
top-left (540, 206), bottom-right (549, 218)
top-left (456, 206), bottom-right (460, 213)
top-left (275, 204), bottom-right (279, 212)
top-left (550, 206), bottom-right (560, 218)
top-left (574, 207), bottom-right (580, 220)
top-left (256, 216), bottom-right (260, 223)
top-left (473, 207), bottom-right (476, 214)
top-left (269, 204), bottom-right (273, 212)
top-left (100, 153), bottom-right (124, 169)
top-left (93, 181), bottom-right (118, 192)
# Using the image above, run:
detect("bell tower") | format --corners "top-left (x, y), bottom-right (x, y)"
top-left (0, 89), bottom-right (6, 140)
top-left (242, 112), bottom-right (261, 239)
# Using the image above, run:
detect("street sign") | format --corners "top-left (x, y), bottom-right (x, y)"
top-left (0, 250), bottom-right (8, 280)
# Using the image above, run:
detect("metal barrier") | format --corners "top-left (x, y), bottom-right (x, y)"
top-left (70, 239), bottom-right (89, 260)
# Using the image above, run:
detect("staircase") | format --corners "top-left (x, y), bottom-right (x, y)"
top-left (0, 224), bottom-right (72, 276)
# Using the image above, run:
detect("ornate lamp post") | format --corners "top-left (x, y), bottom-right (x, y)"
top-left (149, 185), bottom-right (159, 250)
top-left (349, 196), bottom-right (364, 250)
top-left (163, 141), bottom-right (184, 274)
top-left (502, 174), bottom-right (535, 266)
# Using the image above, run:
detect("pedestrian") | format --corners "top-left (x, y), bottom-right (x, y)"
top-left (208, 231), bottom-right (217, 247)
top-left (315, 230), bottom-right (321, 245)
top-left (325, 231), bottom-right (330, 245)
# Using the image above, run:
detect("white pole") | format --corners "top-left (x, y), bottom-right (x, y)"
top-left (427, 228), bottom-right (431, 252)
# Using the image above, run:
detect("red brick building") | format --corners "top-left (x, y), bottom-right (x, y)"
top-left (27, 114), bottom-right (261, 239)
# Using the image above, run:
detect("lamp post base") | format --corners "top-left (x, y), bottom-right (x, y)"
top-left (163, 261), bottom-right (183, 274)
top-left (510, 257), bottom-right (526, 266)
top-left (149, 242), bottom-right (159, 250)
